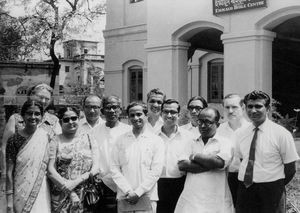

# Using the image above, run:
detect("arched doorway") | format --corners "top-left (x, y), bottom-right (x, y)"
top-left (172, 21), bottom-right (224, 103)
top-left (272, 16), bottom-right (300, 133)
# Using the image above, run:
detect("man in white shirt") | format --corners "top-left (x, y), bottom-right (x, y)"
top-left (111, 102), bottom-right (165, 213)
top-left (94, 95), bottom-right (131, 213)
top-left (217, 94), bottom-right (250, 207)
top-left (145, 88), bottom-right (166, 134)
top-left (175, 107), bottom-right (234, 213)
top-left (181, 96), bottom-right (208, 139)
top-left (235, 90), bottom-right (299, 213)
top-left (157, 99), bottom-right (194, 213)
top-left (79, 95), bottom-right (105, 134)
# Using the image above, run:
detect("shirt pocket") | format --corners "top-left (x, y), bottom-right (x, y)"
top-left (142, 146), bottom-right (153, 168)
top-left (263, 151), bottom-right (280, 166)
top-left (119, 148), bottom-right (130, 166)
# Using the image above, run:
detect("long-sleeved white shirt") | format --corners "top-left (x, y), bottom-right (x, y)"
top-left (110, 130), bottom-right (165, 201)
top-left (93, 122), bottom-right (131, 191)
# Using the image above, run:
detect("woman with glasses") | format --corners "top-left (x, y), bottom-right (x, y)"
top-left (5, 100), bottom-right (52, 213)
top-left (47, 106), bottom-right (99, 213)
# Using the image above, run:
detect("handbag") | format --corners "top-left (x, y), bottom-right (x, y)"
top-left (83, 173), bottom-right (103, 207)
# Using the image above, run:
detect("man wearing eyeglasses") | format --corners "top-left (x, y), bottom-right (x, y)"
top-left (92, 95), bottom-right (131, 213)
top-left (175, 107), bottom-right (234, 213)
top-left (217, 94), bottom-right (250, 207)
top-left (181, 96), bottom-right (208, 139)
top-left (235, 91), bottom-right (299, 213)
top-left (79, 95), bottom-right (105, 134)
top-left (157, 99), bottom-right (194, 213)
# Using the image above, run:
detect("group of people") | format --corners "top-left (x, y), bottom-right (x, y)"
top-left (0, 84), bottom-right (299, 213)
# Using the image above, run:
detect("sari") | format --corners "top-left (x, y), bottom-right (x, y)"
top-left (11, 126), bottom-right (51, 213)
top-left (49, 133), bottom-right (94, 213)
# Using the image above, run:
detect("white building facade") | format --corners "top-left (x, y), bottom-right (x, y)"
top-left (104, 0), bottom-right (300, 112)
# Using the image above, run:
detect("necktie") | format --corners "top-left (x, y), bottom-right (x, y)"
top-left (244, 127), bottom-right (259, 188)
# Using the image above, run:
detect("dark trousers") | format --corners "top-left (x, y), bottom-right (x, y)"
top-left (236, 179), bottom-right (285, 213)
top-left (228, 172), bottom-right (239, 207)
top-left (93, 183), bottom-right (117, 213)
top-left (157, 176), bottom-right (186, 213)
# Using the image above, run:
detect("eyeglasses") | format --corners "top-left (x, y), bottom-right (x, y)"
top-left (162, 109), bottom-right (178, 115)
top-left (25, 111), bottom-right (41, 116)
top-left (246, 104), bottom-right (264, 109)
top-left (197, 119), bottom-right (216, 126)
top-left (62, 116), bottom-right (78, 123)
top-left (104, 105), bottom-right (120, 111)
top-left (188, 106), bottom-right (204, 111)
top-left (85, 105), bottom-right (101, 110)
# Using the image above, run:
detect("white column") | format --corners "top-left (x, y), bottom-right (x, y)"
top-left (146, 41), bottom-right (190, 104)
top-left (221, 30), bottom-right (276, 97)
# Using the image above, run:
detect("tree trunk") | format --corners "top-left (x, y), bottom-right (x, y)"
top-left (49, 32), bottom-right (60, 89)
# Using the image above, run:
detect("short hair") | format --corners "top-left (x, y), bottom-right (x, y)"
top-left (126, 101), bottom-right (148, 115)
top-left (243, 90), bottom-right (271, 107)
top-left (161, 99), bottom-right (181, 113)
top-left (199, 107), bottom-right (221, 123)
top-left (82, 95), bottom-right (102, 107)
top-left (27, 83), bottom-right (53, 97)
top-left (57, 106), bottom-right (80, 120)
top-left (102, 95), bottom-right (121, 108)
top-left (147, 88), bottom-right (166, 102)
top-left (223, 93), bottom-right (244, 107)
top-left (20, 100), bottom-right (44, 117)
top-left (187, 96), bottom-right (208, 108)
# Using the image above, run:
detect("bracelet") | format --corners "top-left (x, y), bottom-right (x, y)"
top-left (6, 190), bottom-right (13, 195)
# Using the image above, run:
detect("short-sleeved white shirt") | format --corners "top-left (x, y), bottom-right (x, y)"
top-left (158, 127), bottom-right (194, 178)
top-left (217, 119), bottom-right (250, 172)
top-left (111, 130), bottom-right (165, 201)
top-left (180, 122), bottom-right (200, 139)
top-left (236, 118), bottom-right (300, 183)
top-left (175, 134), bottom-right (234, 213)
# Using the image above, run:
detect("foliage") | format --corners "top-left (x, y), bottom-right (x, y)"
top-left (271, 99), bottom-right (298, 134)
top-left (15, 0), bottom-right (106, 88)
top-left (0, 14), bottom-right (24, 60)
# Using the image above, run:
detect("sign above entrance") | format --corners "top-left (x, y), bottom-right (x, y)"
top-left (213, 0), bottom-right (267, 15)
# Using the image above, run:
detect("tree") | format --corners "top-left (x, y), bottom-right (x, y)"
top-left (18, 0), bottom-right (106, 88)
top-left (0, 1), bottom-right (26, 61)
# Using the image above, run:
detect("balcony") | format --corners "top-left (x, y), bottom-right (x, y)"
top-left (73, 54), bottom-right (104, 61)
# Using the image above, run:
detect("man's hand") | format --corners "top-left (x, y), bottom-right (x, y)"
top-left (62, 180), bottom-right (78, 193)
top-left (70, 191), bottom-right (80, 207)
top-left (125, 191), bottom-right (140, 204)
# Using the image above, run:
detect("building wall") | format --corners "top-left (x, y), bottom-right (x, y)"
top-left (0, 62), bottom-right (55, 105)
top-left (105, 0), bottom-right (300, 105)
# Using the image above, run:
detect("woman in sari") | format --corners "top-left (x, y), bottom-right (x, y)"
top-left (1, 84), bottom-right (61, 176)
top-left (6, 100), bottom-right (51, 213)
top-left (47, 106), bottom-right (99, 213)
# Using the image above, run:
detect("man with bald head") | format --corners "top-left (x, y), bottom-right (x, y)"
top-left (175, 107), bottom-right (234, 213)
top-left (79, 94), bottom-right (104, 133)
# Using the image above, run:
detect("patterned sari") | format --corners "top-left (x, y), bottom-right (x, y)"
top-left (49, 133), bottom-right (94, 213)
top-left (11, 126), bottom-right (51, 213)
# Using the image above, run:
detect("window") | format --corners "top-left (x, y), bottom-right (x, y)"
top-left (207, 59), bottom-right (223, 103)
top-left (129, 67), bottom-right (143, 102)
top-left (130, 0), bottom-right (143, 3)
top-left (65, 66), bottom-right (70, 73)
top-left (67, 49), bottom-right (71, 58)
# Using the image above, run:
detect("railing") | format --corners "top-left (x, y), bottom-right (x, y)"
top-left (73, 54), bottom-right (104, 61)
